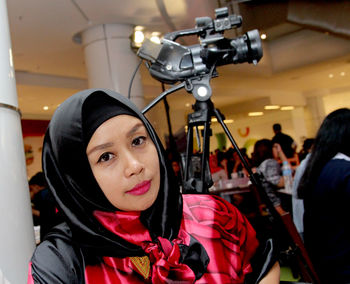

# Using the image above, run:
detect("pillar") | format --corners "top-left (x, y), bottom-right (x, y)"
top-left (81, 24), bottom-right (145, 109)
top-left (306, 96), bottom-right (326, 135)
top-left (291, 106), bottom-right (308, 148)
top-left (0, 1), bottom-right (36, 283)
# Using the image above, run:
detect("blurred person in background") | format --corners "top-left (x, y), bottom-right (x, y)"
top-left (29, 172), bottom-right (47, 226)
top-left (298, 138), bottom-right (315, 163)
top-left (29, 171), bottom-right (63, 242)
top-left (209, 149), bottom-right (228, 182)
top-left (297, 108), bottom-right (350, 283)
top-left (292, 139), bottom-right (314, 239)
top-left (272, 123), bottom-right (297, 159)
top-left (252, 139), bottom-right (289, 215)
top-left (272, 123), bottom-right (299, 168)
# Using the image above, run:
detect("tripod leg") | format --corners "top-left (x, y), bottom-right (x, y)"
top-left (200, 121), bottom-right (211, 193)
top-left (212, 108), bottom-right (320, 283)
top-left (212, 108), bottom-right (263, 188)
top-left (194, 126), bottom-right (202, 151)
top-left (212, 109), bottom-right (252, 174)
top-left (184, 126), bottom-right (193, 183)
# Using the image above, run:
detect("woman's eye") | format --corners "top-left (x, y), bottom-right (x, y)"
top-left (98, 152), bottom-right (114, 163)
top-left (132, 136), bottom-right (146, 147)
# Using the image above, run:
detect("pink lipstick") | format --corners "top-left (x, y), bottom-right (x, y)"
top-left (126, 180), bottom-right (151, 196)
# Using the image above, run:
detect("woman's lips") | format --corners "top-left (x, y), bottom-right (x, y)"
top-left (126, 180), bottom-right (151, 196)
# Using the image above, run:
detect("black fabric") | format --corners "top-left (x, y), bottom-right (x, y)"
top-left (41, 89), bottom-right (183, 258)
top-left (304, 158), bottom-right (350, 283)
top-left (244, 238), bottom-right (279, 284)
top-left (35, 188), bottom-right (64, 240)
top-left (82, 94), bottom-right (137, 146)
top-left (31, 223), bottom-right (85, 284)
top-left (179, 236), bottom-right (210, 280)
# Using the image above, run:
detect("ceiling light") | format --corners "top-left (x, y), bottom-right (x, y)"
top-left (281, 106), bottom-right (294, 111)
top-left (224, 119), bottom-right (234, 123)
top-left (211, 118), bottom-right (217, 122)
top-left (248, 112), bottom-right (263, 116)
top-left (260, 33), bottom-right (267, 40)
top-left (150, 36), bottom-right (161, 44)
top-left (340, 72), bottom-right (346, 76)
top-left (43, 106), bottom-right (49, 110)
top-left (185, 103), bottom-right (191, 107)
top-left (132, 26), bottom-right (145, 48)
top-left (150, 32), bottom-right (161, 44)
top-left (134, 30), bottom-right (144, 44)
top-left (264, 105), bottom-right (280, 110)
top-left (328, 73), bottom-right (334, 78)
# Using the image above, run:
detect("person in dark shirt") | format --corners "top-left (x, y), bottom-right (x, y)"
top-left (298, 108), bottom-right (350, 283)
top-left (272, 123), bottom-right (296, 158)
top-left (29, 172), bottom-right (63, 241)
top-left (29, 172), bottom-right (47, 226)
top-left (252, 139), bottom-right (288, 215)
top-left (298, 138), bottom-right (315, 162)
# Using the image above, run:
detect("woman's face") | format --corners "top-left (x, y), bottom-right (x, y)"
top-left (86, 115), bottom-right (160, 211)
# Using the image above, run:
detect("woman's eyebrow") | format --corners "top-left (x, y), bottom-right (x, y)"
top-left (87, 142), bottom-right (114, 156)
top-left (127, 122), bottom-right (144, 137)
top-left (87, 122), bottom-right (144, 156)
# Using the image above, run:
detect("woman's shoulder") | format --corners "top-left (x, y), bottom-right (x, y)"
top-left (263, 158), bottom-right (279, 167)
top-left (323, 156), bottom-right (350, 178)
top-left (181, 194), bottom-right (254, 232)
top-left (330, 155), bottom-right (350, 167)
top-left (182, 193), bottom-right (236, 211)
top-left (257, 158), bottom-right (278, 172)
top-left (182, 193), bottom-right (244, 211)
top-left (181, 194), bottom-right (260, 281)
top-left (30, 223), bottom-right (85, 283)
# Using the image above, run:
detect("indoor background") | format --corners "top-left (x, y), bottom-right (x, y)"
top-left (6, 0), bottom-right (350, 176)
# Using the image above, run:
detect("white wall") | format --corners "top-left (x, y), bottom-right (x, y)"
top-left (323, 91), bottom-right (350, 114)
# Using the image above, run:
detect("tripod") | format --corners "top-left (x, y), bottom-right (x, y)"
top-left (143, 72), bottom-right (261, 195)
top-left (142, 78), bottom-right (320, 283)
top-left (182, 98), bottom-right (255, 194)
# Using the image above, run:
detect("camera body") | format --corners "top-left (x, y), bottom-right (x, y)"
top-left (137, 7), bottom-right (263, 86)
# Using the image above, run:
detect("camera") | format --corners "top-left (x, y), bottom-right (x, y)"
top-left (138, 7), bottom-right (264, 193)
top-left (137, 7), bottom-right (263, 89)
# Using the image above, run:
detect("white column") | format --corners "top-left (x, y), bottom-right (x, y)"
top-left (306, 96), bottom-right (326, 134)
top-left (0, 1), bottom-right (36, 283)
top-left (81, 24), bottom-right (145, 109)
top-left (291, 106), bottom-right (308, 149)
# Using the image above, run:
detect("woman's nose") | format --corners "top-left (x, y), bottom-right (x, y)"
top-left (124, 153), bottom-right (143, 177)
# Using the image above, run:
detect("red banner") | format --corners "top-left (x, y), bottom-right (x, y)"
top-left (21, 120), bottom-right (50, 137)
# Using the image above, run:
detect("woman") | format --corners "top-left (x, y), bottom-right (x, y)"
top-left (28, 89), bottom-right (279, 283)
top-left (297, 108), bottom-right (350, 283)
top-left (252, 139), bottom-right (289, 215)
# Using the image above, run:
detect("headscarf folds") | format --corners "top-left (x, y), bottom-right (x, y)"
top-left (43, 89), bottom-right (183, 257)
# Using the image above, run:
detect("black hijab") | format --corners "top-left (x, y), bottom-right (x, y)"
top-left (42, 89), bottom-right (183, 257)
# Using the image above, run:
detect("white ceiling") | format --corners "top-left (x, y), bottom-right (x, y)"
top-left (6, 0), bottom-right (350, 120)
